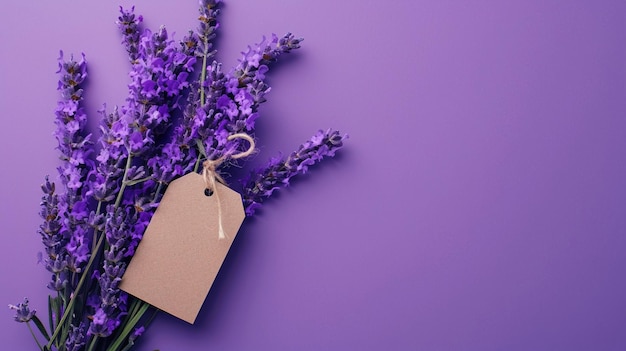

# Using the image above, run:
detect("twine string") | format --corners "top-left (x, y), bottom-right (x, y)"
top-left (201, 133), bottom-right (255, 239)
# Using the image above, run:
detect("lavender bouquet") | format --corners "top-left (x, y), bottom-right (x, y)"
top-left (9, 2), bottom-right (346, 350)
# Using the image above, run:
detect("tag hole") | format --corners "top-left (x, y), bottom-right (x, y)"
top-left (204, 189), bottom-right (214, 197)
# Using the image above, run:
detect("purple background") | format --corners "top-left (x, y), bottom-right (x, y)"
top-left (1, 1), bottom-right (626, 350)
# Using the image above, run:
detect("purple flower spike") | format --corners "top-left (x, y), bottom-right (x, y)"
top-left (52, 52), bottom-right (95, 283)
top-left (65, 323), bottom-right (87, 351)
top-left (119, 19), bottom-right (197, 161)
top-left (117, 6), bottom-right (143, 63)
top-left (8, 298), bottom-right (36, 323)
top-left (196, 0), bottom-right (221, 59)
top-left (88, 308), bottom-right (118, 337)
top-left (242, 129), bottom-right (347, 215)
top-left (38, 176), bottom-right (63, 275)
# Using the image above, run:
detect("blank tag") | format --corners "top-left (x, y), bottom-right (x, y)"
top-left (120, 172), bottom-right (245, 324)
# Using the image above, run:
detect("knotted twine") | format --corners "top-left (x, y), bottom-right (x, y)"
top-left (201, 133), bottom-right (255, 239)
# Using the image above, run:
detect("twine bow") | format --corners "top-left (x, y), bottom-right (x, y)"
top-left (201, 133), bottom-right (255, 239)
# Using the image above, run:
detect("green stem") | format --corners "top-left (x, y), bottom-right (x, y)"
top-left (86, 336), bottom-right (99, 351)
top-left (27, 322), bottom-right (44, 351)
top-left (30, 315), bottom-right (50, 341)
top-left (119, 341), bottom-right (135, 351)
top-left (143, 308), bottom-right (160, 330)
top-left (92, 201), bottom-right (103, 251)
top-left (115, 154), bottom-right (133, 208)
top-left (199, 41), bottom-right (209, 106)
top-left (193, 152), bottom-right (203, 173)
top-left (194, 44), bottom-right (209, 172)
top-left (127, 298), bottom-right (140, 320)
top-left (193, 138), bottom-right (209, 173)
top-left (115, 307), bottom-right (159, 351)
top-left (106, 302), bottom-right (150, 351)
top-left (59, 320), bottom-right (70, 351)
top-left (153, 182), bottom-right (163, 203)
top-left (54, 294), bottom-right (61, 349)
top-left (47, 296), bottom-right (54, 335)
top-left (110, 297), bottom-right (139, 344)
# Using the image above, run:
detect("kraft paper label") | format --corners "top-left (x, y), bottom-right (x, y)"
top-left (120, 172), bottom-right (245, 324)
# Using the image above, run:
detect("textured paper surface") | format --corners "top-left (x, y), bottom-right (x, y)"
top-left (120, 172), bottom-right (245, 324)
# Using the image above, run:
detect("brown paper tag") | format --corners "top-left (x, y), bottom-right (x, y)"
top-left (120, 172), bottom-right (245, 324)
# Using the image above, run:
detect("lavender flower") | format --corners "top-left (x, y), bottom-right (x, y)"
top-left (117, 6), bottom-right (144, 63)
top-left (90, 12), bottom-right (196, 205)
top-left (88, 308), bottom-right (118, 338)
top-left (65, 323), bottom-right (87, 351)
top-left (180, 30), bottom-right (199, 57)
top-left (196, 0), bottom-right (221, 60)
top-left (88, 205), bottom-right (133, 338)
top-left (177, 33), bottom-right (303, 170)
top-left (203, 33), bottom-right (302, 157)
top-left (123, 25), bottom-right (196, 155)
top-left (8, 298), bottom-right (36, 323)
top-left (147, 0), bottom-right (222, 182)
top-left (242, 129), bottom-right (347, 215)
top-left (87, 106), bottom-right (126, 203)
top-left (54, 51), bottom-right (95, 281)
top-left (37, 176), bottom-right (67, 292)
top-left (140, 9), bottom-right (219, 186)
top-left (231, 33), bottom-right (302, 106)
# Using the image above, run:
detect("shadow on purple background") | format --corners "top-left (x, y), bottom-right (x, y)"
top-left (1, 1), bottom-right (625, 350)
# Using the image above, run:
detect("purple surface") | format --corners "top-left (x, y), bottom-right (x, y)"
top-left (1, 1), bottom-right (626, 350)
